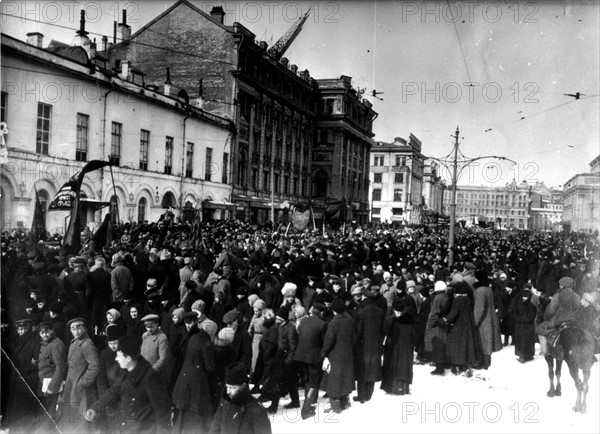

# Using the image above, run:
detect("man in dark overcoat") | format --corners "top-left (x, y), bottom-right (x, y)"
top-left (353, 286), bottom-right (385, 403)
top-left (424, 281), bottom-right (451, 375)
top-left (472, 270), bottom-right (502, 369)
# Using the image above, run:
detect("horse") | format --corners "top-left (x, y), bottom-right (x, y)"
top-left (544, 321), bottom-right (596, 413)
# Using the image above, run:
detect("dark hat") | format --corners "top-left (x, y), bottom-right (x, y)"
top-left (307, 275), bottom-right (317, 281)
top-left (15, 318), bottom-right (32, 327)
top-left (225, 362), bottom-right (248, 386)
top-left (362, 285), bottom-right (376, 298)
top-left (183, 311), bottom-right (199, 322)
top-left (160, 291), bottom-right (173, 302)
top-left (106, 324), bottom-right (121, 342)
top-left (118, 335), bottom-right (142, 358)
top-left (185, 280), bottom-right (198, 290)
top-left (122, 290), bottom-right (134, 301)
top-left (223, 309), bottom-right (238, 325)
top-left (67, 317), bottom-right (87, 328)
top-left (146, 291), bottom-right (160, 300)
top-left (38, 321), bottom-right (53, 330)
top-left (474, 270), bottom-right (489, 286)
top-left (49, 302), bottom-right (62, 314)
top-left (331, 298), bottom-right (346, 314)
top-left (141, 314), bottom-right (160, 323)
top-left (276, 305), bottom-right (291, 320)
top-left (311, 302), bottom-right (326, 312)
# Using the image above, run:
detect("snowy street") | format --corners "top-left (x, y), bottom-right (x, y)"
top-left (268, 343), bottom-right (599, 433)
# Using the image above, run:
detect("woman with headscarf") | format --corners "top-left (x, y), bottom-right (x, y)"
top-left (248, 299), bottom-right (266, 375)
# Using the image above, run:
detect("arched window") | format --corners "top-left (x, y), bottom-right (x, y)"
top-left (314, 170), bottom-right (328, 198)
top-left (137, 197), bottom-right (147, 223)
top-left (161, 192), bottom-right (176, 209)
top-left (38, 189), bottom-right (49, 226)
top-left (110, 195), bottom-right (119, 223)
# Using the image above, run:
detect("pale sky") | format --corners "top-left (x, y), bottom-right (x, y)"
top-left (2, 1), bottom-right (599, 189)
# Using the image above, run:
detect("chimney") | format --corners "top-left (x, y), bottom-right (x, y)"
top-left (101, 35), bottom-right (108, 51)
top-left (118, 9), bottom-right (131, 43)
top-left (77, 9), bottom-right (88, 36)
top-left (210, 6), bottom-right (225, 24)
top-left (300, 69), bottom-right (310, 80)
top-left (164, 67), bottom-right (172, 95)
top-left (26, 32), bottom-right (44, 48)
top-left (120, 60), bottom-right (131, 80)
top-left (280, 57), bottom-right (289, 68)
top-left (290, 64), bottom-right (298, 74)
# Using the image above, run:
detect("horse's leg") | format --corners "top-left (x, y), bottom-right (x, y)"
top-left (545, 355), bottom-right (556, 397)
top-left (580, 367), bottom-right (591, 414)
top-left (555, 358), bottom-right (562, 397)
top-left (566, 359), bottom-right (582, 412)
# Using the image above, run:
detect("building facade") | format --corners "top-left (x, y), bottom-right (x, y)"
top-left (443, 180), bottom-right (531, 229)
top-left (369, 135), bottom-right (425, 224)
top-left (528, 182), bottom-right (563, 232)
top-left (1, 28), bottom-right (234, 234)
top-left (101, 0), bottom-right (377, 224)
top-left (562, 155), bottom-right (600, 233)
top-left (422, 160), bottom-right (446, 215)
top-left (313, 76), bottom-right (377, 224)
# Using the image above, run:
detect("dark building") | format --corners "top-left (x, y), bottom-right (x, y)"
top-left (101, 0), bottom-right (376, 224)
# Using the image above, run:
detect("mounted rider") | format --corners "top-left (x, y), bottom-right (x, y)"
top-left (537, 277), bottom-right (582, 356)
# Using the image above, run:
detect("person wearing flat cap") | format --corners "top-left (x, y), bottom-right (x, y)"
top-left (85, 335), bottom-right (172, 433)
top-left (59, 317), bottom-right (100, 432)
top-left (36, 321), bottom-right (67, 420)
top-left (209, 362), bottom-right (272, 434)
top-left (140, 314), bottom-right (172, 384)
top-left (222, 309), bottom-right (252, 374)
top-left (536, 276), bottom-right (582, 356)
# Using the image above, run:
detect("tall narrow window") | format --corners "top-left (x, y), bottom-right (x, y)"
top-left (372, 189), bottom-right (382, 201)
top-left (139, 130), bottom-right (149, 171)
top-left (137, 197), bottom-right (147, 223)
top-left (222, 152), bottom-right (229, 184)
top-left (110, 122), bottom-right (122, 165)
top-left (394, 189), bottom-right (403, 201)
top-left (1, 91), bottom-right (7, 123)
top-left (76, 113), bottom-right (89, 162)
top-left (205, 147), bottom-right (212, 181)
top-left (164, 137), bottom-right (173, 175)
top-left (186, 142), bottom-right (194, 178)
top-left (36, 103), bottom-right (52, 155)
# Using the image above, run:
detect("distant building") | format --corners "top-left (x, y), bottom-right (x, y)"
top-left (370, 135), bottom-right (425, 224)
top-left (443, 180), bottom-right (531, 229)
top-left (101, 0), bottom-right (377, 224)
top-left (528, 182), bottom-right (563, 232)
top-left (1, 19), bottom-right (234, 234)
top-left (562, 154), bottom-right (600, 233)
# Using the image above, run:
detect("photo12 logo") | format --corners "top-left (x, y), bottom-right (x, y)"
top-left (400, 2), bottom-right (539, 24)
top-left (0, 2), bottom-right (141, 24)
top-left (401, 82), bottom-right (540, 104)
top-left (196, 1), bottom-right (340, 24)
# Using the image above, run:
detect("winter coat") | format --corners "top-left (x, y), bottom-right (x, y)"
top-left (62, 334), bottom-right (100, 412)
top-left (381, 294), bottom-right (416, 389)
top-left (172, 329), bottom-right (215, 415)
top-left (90, 358), bottom-right (171, 434)
top-left (320, 312), bottom-right (355, 398)
top-left (140, 329), bottom-right (172, 382)
top-left (443, 294), bottom-right (482, 368)
top-left (262, 321), bottom-right (298, 398)
top-left (512, 292), bottom-right (537, 360)
top-left (537, 285), bottom-right (581, 337)
top-left (97, 347), bottom-right (125, 398)
top-left (473, 284), bottom-right (502, 356)
top-left (353, 299), bottom-right (385, 382)
top-left (12, 331), bottom-right (40, 389)
top-left (209, 389), bottom-right (272, 434)
top-left (110, 264), bottom-right (134, 303)
top-left (37, 335), bottom-right (67, 396)
top-left (424, 291), bottom-right (451, 364)
top-left (293, 315), bottom-right (326, 367)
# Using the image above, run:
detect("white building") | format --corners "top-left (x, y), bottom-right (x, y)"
top-left (562, 155), bottom-right (600, 233)
top-left (1, 26), bottom-right (235, 235)
top-left (369, 135), bottom-right (425, 224)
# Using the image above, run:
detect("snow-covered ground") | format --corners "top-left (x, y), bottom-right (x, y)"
top-left (266, 344), bottom-right (599, 434)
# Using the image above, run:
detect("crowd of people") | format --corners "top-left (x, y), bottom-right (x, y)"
top-left (1, 214), bottom-right (599, 433)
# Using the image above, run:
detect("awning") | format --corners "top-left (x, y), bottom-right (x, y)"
top-left (203, 200), bottom-right (235, 210)
top-left (80, 198), bottom-right (111, 211)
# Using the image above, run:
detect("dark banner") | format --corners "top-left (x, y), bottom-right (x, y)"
top-left (48, 178), bottom-right (79, 211)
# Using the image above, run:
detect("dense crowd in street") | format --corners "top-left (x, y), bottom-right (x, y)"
top-left (1, 215), bottom-right (599, 433)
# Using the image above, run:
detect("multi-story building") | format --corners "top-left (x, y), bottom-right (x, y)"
top-left (101, 1), bottom-right (377, 224)
top-left (562, 155), bottom-right (600, 233)
top-left (370, 135), bottom-right (425, 224)
top-left (528, 182), bottom-right (563, 232)
top-left (443, 180), bottom-right (531, 229)
top-left (422, 159), bottom-right (446, 216)
top-left (1, 22), bottom-right (234, 234)
top-left (313, 76), bottom-right (377, 224)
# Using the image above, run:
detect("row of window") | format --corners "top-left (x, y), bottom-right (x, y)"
top-left (371, 207), bottom-right (403, 216)
top-left (373, 155), bottom-right (407, 167)
top-left (372, 189), bottom-right (403, 202)
top-left (372, 173), bottom-right (404, 183)
top-left (29, 103), bottom-right (228, 183)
